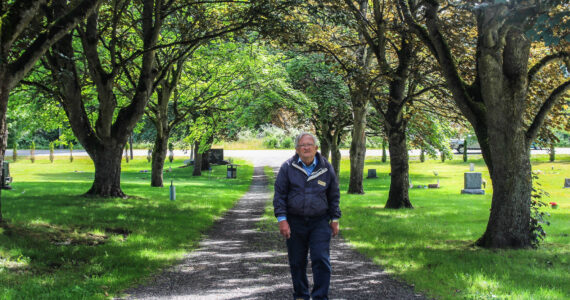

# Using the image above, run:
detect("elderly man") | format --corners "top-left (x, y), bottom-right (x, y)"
top-left (273, 132), bottom-right (341, 300)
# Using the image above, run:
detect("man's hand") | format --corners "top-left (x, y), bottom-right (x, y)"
top-left (330, 221), bottom-right (339, 237)
top-left (279, 220), bottom-right (291, 239)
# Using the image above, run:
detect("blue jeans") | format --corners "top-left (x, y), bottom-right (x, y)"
top-left (286, 215), bottom-right (332, 300)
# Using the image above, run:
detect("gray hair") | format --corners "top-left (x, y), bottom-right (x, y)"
top-left (295, 132), bottom-right (319, 148)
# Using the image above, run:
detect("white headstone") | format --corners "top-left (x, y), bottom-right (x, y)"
top-left (469, 163), bottom-right (475, 172)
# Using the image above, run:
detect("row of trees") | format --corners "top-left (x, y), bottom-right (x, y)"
top-left (1, 0), bottom-right (568, 249)
top-left (267, 0), bottom-right (569, 248)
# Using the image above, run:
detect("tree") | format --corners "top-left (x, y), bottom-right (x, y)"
top-left (45, 0), bottom-right (164, 197)
top-left (149, 40), bottom-right (261, 183)
top-left (45, 0), bottom-right (268, 195)
top-left (402, 0), bottom-right (570, 248)
top-left (286, 53), bottom-right (352, 175)
top-left (343, 0), bottom-right (452, 207)
top-left (0, 0), bottom-right (101, 222)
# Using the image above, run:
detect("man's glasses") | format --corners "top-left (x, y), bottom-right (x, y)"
top-left (298, 144), bottom-right (315, 148)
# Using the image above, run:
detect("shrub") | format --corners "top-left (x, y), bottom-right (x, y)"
top-left (30, 141), bottom-right (36, 163)
top-left (281, 137), bottom-right (294, 149)
top-left (12, 142), bottom-right (17, 162)
top-left (263, 136), bottom-right (279, 149)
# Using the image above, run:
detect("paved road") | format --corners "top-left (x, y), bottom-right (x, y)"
top-left (8, 148), bottom-right (568, 168)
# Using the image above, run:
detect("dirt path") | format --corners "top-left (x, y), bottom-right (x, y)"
top-left (121, 166), bottom-right (427, 299)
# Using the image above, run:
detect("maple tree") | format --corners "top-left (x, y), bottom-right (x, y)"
top-left (401, 0), bottom-right (569, 248)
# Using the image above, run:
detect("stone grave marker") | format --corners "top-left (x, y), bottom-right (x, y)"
top-left (461, 172), bottom-right (485, 194)
top-left (565, 178), bottom-right (570, 188)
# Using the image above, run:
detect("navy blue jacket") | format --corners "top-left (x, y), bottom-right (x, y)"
top-left (273, 152), bottom-right (341, 220)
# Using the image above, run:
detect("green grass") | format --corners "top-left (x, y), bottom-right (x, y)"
top-left (337, 154), bottom-right (570, 300)
top-left (0, 156), bottom-right (253, 299)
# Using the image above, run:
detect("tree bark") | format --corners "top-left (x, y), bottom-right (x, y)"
top-left (348, 97), bottom-right (367, 194)
top-left (151, 131), bottom-right (168, 187)
top-left (0, 85), bottom-right (7, 223)
top-left (193, 142), bottom-right (202, 176)
top-left (330, 133), bottom-right (342, 177)
top-left (320, 138), bottom-right (331, 161)
top-left (201, 149), bottom-right (211, 171)
top-left (86, 145), bottom-right (126, 197)
top-left (385, 120), bottom-right (412, 208)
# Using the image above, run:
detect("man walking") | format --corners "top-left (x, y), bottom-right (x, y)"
top-left (273, 132), bottom-right (341, 300)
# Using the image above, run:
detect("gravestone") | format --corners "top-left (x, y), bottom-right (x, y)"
top-left (367, 169), bottom-right (377, 179)
top-left (208, 149), bottom-right (224, 164)
top-left (565, 178), bottom-right (570, 188)
top-left (469, 163), bottom-right (475, 172)
top-left (461, 172), bottom-right (485, 194)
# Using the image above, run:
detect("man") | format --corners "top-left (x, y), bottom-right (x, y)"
top-left (273, 132), bottom-right (341, 300)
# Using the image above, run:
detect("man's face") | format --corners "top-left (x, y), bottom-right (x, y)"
top-left (296, 135), bottom-right (318, 164)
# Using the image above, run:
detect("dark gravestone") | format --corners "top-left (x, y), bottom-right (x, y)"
top-left (461, 172), bottom-right (485, 195)
top-left (367, 169), bottom-right (377, 178)
top-left (208, 149), bottom-right (224, 164)
top-left (564, 178), bottom-right (570, 188)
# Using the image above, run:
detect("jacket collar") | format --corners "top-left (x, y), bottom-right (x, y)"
top-left (292, 152), bottom-right (328, 181)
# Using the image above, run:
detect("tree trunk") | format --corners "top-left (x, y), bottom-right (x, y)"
top-left (477, 143), bottom-right (532, 248)
top-left (330, 135), bottom-right (341, 177)
top-left (151, 131), bottom-right (168, 187)
top-left (384, 122), bottom-right (412, 208)
top-left (348, 101), bottom-right (367, 194)
top-left (85, 146), bottom-right (126, 197)
top-left (0, 85), bottom-right (8, 223)
top-left (129, 135), bottom-right (134, 160)
top-left (193, 142), bottom-right (202, 176)
top-left (320, 138), bottom-right (331, 161)
top-left (201, 149), bottom-right (211, 171)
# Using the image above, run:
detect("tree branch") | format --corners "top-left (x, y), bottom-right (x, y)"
top-left (527, 80), bottom-right (570, 142)
top-left (528, 51), bottom-right (570, 85)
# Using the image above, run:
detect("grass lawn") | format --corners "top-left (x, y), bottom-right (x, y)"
top-left (337, 154), bottom-right (570, 299)
top-left (0, 156), bottom-right (253, 299)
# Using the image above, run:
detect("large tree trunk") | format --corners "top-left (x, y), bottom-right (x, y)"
top-left (384, 120), bottom-right (412, 208)
top-left (475, 22), bottom-right (532, 247)
top-left (348, 100), bottom-right (367, 194)
top-left (86, 145), bottom-right (126, 197)
top-left (151, 131), bottom-right (168, 187)
top-left (477, 143), bottom-right (532, 247)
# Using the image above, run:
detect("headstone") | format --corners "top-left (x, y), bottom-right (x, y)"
top-left (208, 149), bottom-right (224, 164)
top-left (367, 169), bottom-right (377, 178)
top-left (469, 163), bottom-right (475, 172)
top-left (462, 172), bottom-right (485, 194)
top-left (564, 178), bottom-right (570, 188)
top-left (428, 179), bottom-right (440, 189)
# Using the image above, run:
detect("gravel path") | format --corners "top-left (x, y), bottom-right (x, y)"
top-left (120, 166), bottom-right (427, 299)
